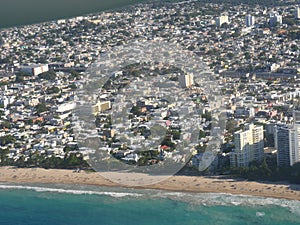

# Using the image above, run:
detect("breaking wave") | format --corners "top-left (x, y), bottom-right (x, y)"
top-left (0, 184), bottom-right (142, 198)
top-left (0, 183), bottom-right (300, 215)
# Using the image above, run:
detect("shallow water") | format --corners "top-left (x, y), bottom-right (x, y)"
top-left (0, 183), bottom-right (299, 225)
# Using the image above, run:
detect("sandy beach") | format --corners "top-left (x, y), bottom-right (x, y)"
top-left (0, 166), bottom-right (299, 201)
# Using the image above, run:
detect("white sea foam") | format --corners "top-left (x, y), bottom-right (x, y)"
top-left (148, 191), bottom-right (300, 215)
top-left (0, 184), bottom-right (142, 198)
top-left (0, 184), bottom-right (300, 215)
top-left (256, 212), bottom-right (265, 217)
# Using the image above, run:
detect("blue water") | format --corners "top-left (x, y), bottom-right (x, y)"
top-left (0, 184), bottom-right (299, 225)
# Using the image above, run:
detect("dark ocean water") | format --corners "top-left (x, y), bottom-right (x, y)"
top-left (0, 183), bottom-right (299, 225)
top-left (0, 0), bottom-right (146, 29)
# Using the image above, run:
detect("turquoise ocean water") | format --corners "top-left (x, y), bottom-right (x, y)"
top-left (0, 183), bottom-right (299, 225)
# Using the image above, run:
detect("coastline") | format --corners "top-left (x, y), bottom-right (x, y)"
top-left (0, 167), bottom-right (300, 201)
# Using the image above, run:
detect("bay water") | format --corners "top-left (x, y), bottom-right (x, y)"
top-left (0, 0), bottom-right (146, 28)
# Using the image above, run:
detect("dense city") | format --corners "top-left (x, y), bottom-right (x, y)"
top-left (0, 0), bottom-right (300, 182)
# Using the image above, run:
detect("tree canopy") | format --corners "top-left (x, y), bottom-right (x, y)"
top-left (38, 70), bottom-right (57, 80)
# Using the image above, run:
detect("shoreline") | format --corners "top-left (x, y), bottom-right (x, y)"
top-left (0, 167), bottom-right (300, 201)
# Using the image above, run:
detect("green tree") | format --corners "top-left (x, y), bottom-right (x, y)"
top-left (201, 111), bottom-right (212, 121)
top-left (199, 130), bottom-right (206, 139)
top-left (38, 70), bottom-right (57, 80)
top-left (62, 153), bottom-right (89, 169)
top-left (46, 86), bottom-right (60, 94)
top-left (69, 70), bottom-right (80, 80)
top-left (35, 103), bottom-right (48, 114)
top-left (0, 135), bottom-right (15, 146)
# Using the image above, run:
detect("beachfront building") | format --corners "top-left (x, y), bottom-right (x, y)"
top-left (230, 124), bottom-right (264, 168)
top-left (275, 125), bottom-right (294, 167)
top-left (275, 111), bottom-right (300, 167)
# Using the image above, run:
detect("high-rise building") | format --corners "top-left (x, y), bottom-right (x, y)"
top-left (295, 7), bottom-right (300, 19)
top-left (275, 125), bottom-right (292, 167)
top-left (252, 125), bottom-right (265, 163)
top-left (275, 111), bottom-right (300, 167)
top-left (216, 15), bottom-right (229, 27)
top-left (179, 74), bottom-right (194, 88)
top-left (246, 14), bottom-right (255, 27)
top-left (294, 110), bottom-right (300, 126)
top-left (230, 124), bottom-right (264, 168)
top-left (275, 125), bottom-right (300, 167)
top-left (269, 12), bottom-right (282, 26)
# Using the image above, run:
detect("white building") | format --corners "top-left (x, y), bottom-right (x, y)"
top-left (216, 15), bottom-right (229, 27)
top-left (56, 102), bottom-right (76, 113)
top-left (246, 14), bottom-right (255, 27)
top-left (295, 7), bottom-right (300, 19)
top-left (230, 124), bottom-right (264, 168)
top-left (0, 96), bottom-right (9, 108)
top-left (179, 74), bottom-right (194, 88)
top-left (269, 13), bottom-right (282, 26)
top-left (20, 64), bottom-right (49, 76)
top-left (275, 111), bottom-right (300, 167)
top-left (275, 125), bottom-right (298, 167)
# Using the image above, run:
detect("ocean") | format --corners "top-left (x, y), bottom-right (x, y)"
top-left (0, 0), bottom-right (147, 29)
top-left (0, 183), bottom-right (299, 225)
